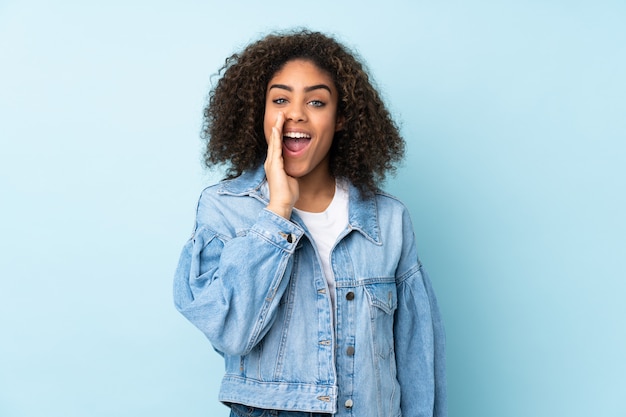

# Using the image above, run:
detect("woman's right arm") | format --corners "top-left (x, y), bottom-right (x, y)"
top-left (175, 112), bottom-right (299, 356)
top-left (173, 206), bottom-right (303, 357)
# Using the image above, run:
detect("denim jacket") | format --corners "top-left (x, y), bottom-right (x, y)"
top-left (174, 167), bottom-right (447, 417)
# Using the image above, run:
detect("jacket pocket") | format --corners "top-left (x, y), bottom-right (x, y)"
top-left (364, 282), bottom-right (397, 358)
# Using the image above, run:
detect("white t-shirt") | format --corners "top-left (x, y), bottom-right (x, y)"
top-left (293, 181), bottom-right (349, 309)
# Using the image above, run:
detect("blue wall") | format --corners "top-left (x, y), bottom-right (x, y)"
top-left (1, 1), bottom-right (624, 416)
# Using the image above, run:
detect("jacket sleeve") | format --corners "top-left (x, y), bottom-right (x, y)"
top-left (394, 210), bottom-right (447, 417)
top-left (173, 205), bottom-right (304, 357)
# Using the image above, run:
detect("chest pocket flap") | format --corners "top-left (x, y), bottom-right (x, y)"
top-left (364, 282), bottom-right (398, 315)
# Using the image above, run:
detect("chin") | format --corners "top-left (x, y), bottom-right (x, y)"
top-left (285, 169), bottom-right (308, 179)
top-left (283, 164), bottom-right (309, 178)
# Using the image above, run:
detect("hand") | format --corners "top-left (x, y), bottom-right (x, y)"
top-left (264, 112), bottom-right (299, 219)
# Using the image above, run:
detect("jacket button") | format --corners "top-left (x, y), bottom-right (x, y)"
top-left (279, 232), bottom-right (296, 243)
top-left (346, 291), bottom-right (355, 300)
top-left (344, 399), bottom-right (353, 409)
top-left (346, 346), bottom-right (355, 356)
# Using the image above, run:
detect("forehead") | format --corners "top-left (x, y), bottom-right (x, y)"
top-left (268, 59), bottom-right (335, 89)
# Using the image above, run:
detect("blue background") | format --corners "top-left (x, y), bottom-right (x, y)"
top-left (1, 1), bottom-right (624, 416)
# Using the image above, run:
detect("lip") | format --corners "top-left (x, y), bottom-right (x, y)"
top-left (282, 131), bottom-right (312, 157)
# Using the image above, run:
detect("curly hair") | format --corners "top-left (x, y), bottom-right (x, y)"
top-left (202, 29), bottom-right (405, 194)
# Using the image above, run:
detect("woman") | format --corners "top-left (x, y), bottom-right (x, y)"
top-left (174, 29), bottom-right (446, 417)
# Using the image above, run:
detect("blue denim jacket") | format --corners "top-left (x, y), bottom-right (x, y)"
top-left (174, 167), bottom-right (446, 417)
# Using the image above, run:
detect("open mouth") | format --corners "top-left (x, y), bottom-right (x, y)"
top-left (283, 131), bottom-right (311, 153)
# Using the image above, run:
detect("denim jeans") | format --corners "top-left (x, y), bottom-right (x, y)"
top-left (230, 403), bottom-right (332, 417)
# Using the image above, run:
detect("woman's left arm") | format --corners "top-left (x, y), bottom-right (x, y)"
top-left (394, 209), bottom-right (447, 417)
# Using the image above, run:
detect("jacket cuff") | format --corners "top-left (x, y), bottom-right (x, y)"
top-left (249, 208), bottom-right (304, 252)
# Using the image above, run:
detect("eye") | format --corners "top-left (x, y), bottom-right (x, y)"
top-left (272, 98), bottom-right (288, 105)
top-left (308, 100), bottom-right (325, 108)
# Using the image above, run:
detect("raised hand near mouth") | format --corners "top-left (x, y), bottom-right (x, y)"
top-left (264, 112), bottom-right (299, 219)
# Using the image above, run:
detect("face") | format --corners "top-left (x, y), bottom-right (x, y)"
top-left (264, 59), bottom-right (343, 180)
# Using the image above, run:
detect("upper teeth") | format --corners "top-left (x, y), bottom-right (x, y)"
top-left (284, 132), bottom-right (310, 139)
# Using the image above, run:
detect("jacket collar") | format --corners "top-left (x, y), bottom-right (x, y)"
top-left (218, 166), bottom-right (381, 244)
top-left (217, 167), bottom-right (268, 199)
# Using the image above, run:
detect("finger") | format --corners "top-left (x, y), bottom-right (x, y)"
top-left (273, 113), bottom-right (284, 150)
top-left (271, 127), bottom-right (281, 151)
top-left (274, 111), bottom-right (285, 132)
top-left (269, 127), bottom-right (282, 161)
top-left (267, 112), bottom-right (284, 163)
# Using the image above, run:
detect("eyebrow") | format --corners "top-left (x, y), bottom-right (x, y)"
top-left (268, 84), bottom-right (333, 94)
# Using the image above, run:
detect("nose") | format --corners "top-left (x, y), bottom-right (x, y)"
top-left (285, 102), bottom-right (306, 122)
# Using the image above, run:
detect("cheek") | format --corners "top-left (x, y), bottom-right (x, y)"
top-left (263, 111), bottom-right (274, 143)
top-left (323, 115), bottom-right (339, 135)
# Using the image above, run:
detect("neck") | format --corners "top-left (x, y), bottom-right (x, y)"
top-left (295, 171), bottom-right (335, 213)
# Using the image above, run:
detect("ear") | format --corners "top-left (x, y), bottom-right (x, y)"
top-left (335, 115), bottom-right (345, 132)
